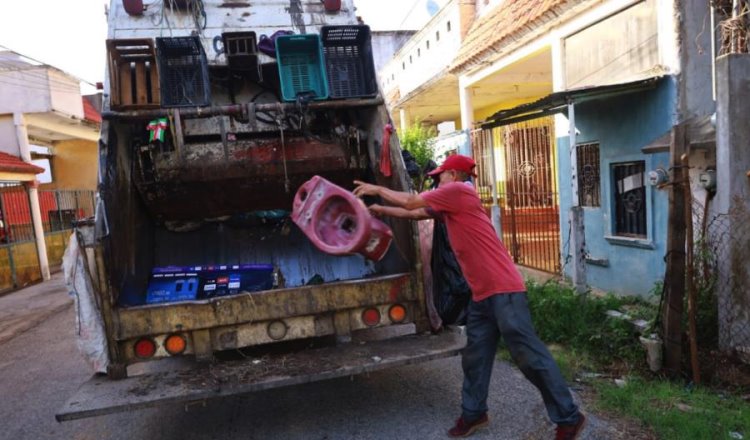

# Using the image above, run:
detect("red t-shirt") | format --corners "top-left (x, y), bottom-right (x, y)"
top-left (421, 182), bottom-right (526, 301)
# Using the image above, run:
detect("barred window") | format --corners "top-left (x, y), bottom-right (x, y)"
top-left (612, 161), bottom-right (647, 238)
top-left (576, 143), bottom-right (600, 207)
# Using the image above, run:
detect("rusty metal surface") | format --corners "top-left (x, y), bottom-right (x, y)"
top-left (55, 329), bottom-right (465, 422)
top-left (101, 98), bottom-right (384, 120)
top-left (134, 136), bottom-right (364, 220)
top-left (116, 273), bottom-right (416, 339)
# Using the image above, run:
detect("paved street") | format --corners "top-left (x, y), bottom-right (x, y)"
top-left (0, 279), bottom-right (642, 440)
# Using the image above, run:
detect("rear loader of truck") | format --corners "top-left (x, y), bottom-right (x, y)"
top-left (56, 0), bottom-right (464, 422)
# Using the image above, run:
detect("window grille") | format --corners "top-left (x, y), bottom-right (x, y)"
top-left (612, 161), bottom-right (646, 237)
top-left (576, 143), bottom-right (600, 207)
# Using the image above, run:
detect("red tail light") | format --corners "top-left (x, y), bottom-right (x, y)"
top-left (362, 308), bottom-right (381, 327)
top-left (134, 338), bottom-right (156, 359)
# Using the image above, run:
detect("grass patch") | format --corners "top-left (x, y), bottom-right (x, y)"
top-left (524, 280), bottom-right (646, 371)
top-left (595, 378), bottom-right (750, 440)
top-left (513, 279), bottom-right (749, 439)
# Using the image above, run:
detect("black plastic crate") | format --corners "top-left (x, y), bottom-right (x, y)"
top-left (156, 36), bottom-right (211, 107)
top-left (222, 31), bottom-right (262, 81)
top-left (321, 25), bottom-right (378, 99)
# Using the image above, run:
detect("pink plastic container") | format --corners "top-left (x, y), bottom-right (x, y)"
top-left (292, 176), bottom-right (393, 261)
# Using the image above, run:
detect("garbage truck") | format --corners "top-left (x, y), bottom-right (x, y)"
top-left (56, 0), bottom-right (464, 422)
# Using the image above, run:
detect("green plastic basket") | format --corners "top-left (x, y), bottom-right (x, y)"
top-left (275, 34), bottom-right (329, 102)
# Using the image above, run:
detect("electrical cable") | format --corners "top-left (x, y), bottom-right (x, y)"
top-left (0, 44), bottom-right (98, 87)
top-left (396, 0), bottom-right (424, 30)
top-left (0, 67), bottom-right (84, 90)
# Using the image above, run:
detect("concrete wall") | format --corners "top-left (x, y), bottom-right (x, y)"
top-left (677, 0), bottom-right (716, 120)
top-left (0, 69), bottom-right (52, 114)
top-left (0, 116), bottom-right (20, 156)
top-left (0, 67), bottom-right (84, 118)
top-left (715, 54), bottom-right (750, 350)
top-left (372, 31), bottom-right (416, 73)
top-left (47, 70), bottom-right (85, 119)
top-left (381, 2), bottom-right (465, 97)
top-left (557, 78), bottom-right (677, 296)
top-left (39, 139), bottom-right (98, 191)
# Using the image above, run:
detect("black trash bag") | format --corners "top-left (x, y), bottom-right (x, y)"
top-left (431, 220), bottom-right (471, 325)
top-left (401, 150), bottom-right (421, 178)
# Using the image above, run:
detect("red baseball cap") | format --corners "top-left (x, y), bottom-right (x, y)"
top-left (427, 154), bottom-right (478, 177)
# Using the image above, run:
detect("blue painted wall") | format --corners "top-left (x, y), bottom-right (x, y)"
top-left (557, 77), bottom-right (676, 296)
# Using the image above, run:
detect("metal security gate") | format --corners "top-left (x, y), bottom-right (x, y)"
top-left (472, 116), bottom-right (561, 273)
top-left (0, 183), bottom-right (95, 293)
top-left (0, 182), bottom-right (40, 291)
top-left (41, 189), bottom-right (96, 272)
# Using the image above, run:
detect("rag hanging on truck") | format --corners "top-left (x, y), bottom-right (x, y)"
top-left (379, 124), bottom-right (394, 177)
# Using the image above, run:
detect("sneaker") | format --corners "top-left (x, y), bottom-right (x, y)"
top-left (447, 413), bottom-right (489, 438)
top-left (555, 413), bottom-right (586, 440)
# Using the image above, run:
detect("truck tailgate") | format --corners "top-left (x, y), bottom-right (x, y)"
top-left (56, 330), bottom-right (465, 422)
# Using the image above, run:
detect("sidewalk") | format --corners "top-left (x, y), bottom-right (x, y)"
top-left (0, 272), bottom-right (72, 345)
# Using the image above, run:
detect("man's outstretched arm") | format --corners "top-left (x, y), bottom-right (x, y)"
top-left (353, 180), bottom-right (429, 210)
top-left (369, 204), bottom-right (432, 220)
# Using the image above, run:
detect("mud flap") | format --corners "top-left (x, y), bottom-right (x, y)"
top-left (56, 329), bottom-right (465, 422)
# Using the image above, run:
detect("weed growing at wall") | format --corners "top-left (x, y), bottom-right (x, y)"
top-left (523, 280), bottom-right (647, 369)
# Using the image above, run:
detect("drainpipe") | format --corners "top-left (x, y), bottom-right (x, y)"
top-left (13, 113), bottom-right (51, 281)
top-left (710, 2), bottom-right (716, 100)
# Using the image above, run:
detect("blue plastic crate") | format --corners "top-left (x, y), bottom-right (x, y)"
top-left (275, 34), bottom-right (329, 102)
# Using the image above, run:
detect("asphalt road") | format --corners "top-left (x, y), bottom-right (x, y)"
top-left (0, 304), bottom-right (639, 440)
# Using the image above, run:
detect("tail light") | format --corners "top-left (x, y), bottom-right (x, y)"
top-left (388, 304), bottom-right (407, 323)
top-left (362, 308), bottom-right (381, 327)
top-left (134, 338), bottom-right (156, 359)
top-left (164, 334), bottom-right (187, 355)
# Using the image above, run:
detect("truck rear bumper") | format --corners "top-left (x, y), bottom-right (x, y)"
top-left (56, 329), bottom-right (465, 422)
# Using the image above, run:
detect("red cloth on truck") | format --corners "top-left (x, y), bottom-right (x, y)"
top-left (379, 124), bottom-right (394, 177)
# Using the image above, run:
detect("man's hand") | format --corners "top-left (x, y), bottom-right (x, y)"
top-left (353, 179), bottom-right (428, 210)
top-left (353, 180), bottom-right (381, 198)
top-left (368, 204), bottom-right (386, 216)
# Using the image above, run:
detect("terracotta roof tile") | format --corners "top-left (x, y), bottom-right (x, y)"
top-left (82, 97), bottom-right (102, 123)
top-left (0, 152), bottom-right (45, 175)
top-left (450, 0), bottom-right (586, 73)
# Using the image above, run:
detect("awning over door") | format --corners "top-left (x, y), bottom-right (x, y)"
top-left (481, 77), bottom-right (663, 129)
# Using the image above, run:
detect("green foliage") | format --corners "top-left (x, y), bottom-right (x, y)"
top-left (398, 123), bottom-right (436, 191)
top-left (524, 280), bottom-right (645, 367)
top-left (693, 238), bottom-right (720, 347)
top-left (518, 280), bottom-right (745, 439)
top-left (398, 123), bottom-right (436, 170)
top-left (596, 378), bottom-right (750, 440)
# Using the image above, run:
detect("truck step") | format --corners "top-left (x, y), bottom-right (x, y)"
top-left (56, 330), bottom-right (465, 422)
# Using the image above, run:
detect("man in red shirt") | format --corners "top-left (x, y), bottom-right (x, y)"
top-left (354, 154), bottom-right (586, 439)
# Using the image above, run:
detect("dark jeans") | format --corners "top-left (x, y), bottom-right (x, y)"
top-left (461, 292), bottom-right (579, 425)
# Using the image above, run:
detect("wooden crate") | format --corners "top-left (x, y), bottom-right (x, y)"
top-left (107, 39), bottom-right (160, 109)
